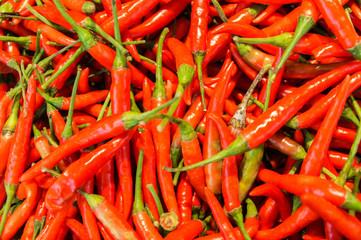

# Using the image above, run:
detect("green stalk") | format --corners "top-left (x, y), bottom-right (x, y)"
top-left (133, 149), bottom-right (145, 214)
top-left (25, 5), bottom-right (71, 34)
top-left (61, 66), bottom-right (82, 140)
top-left (110, 0), bottom-right (127, 68)
top-left (97, 93), bottom-right (111, 121)
top-left (228, 206), bottom-right (251, 240)
top-left (146, 184), bottom-right (164, 216)
top-left (152, 28), bottom-right (169, 100)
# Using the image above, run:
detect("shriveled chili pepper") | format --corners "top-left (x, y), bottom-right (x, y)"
top-left (205, 187), bottom-right (238, 240)
top-left (301, 193), bottom-right (361, 240)
top-left (132, 149), bottom-right (163, 240)
top-left (81, 191), bottom-right (141, 240)
top-left (0, 72), bottom-right (36, 236)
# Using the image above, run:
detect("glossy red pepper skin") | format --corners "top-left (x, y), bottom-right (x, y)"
top-left (45, 131), bottom-right (134, 211)
top-left (129, 0), bottom-right (191, 39)
top-left (177, 173), bottom-right (193, 226)
top-left (301, 194), bottom-right (361, 240)
top-left (100, 0), bottom-right (160, 36)
top-left (300, 75), bottom-right (351, 176)
top-left (164, 219), bottom-right (204, 240)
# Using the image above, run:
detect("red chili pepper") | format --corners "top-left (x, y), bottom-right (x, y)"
top-left (258, 168), bottom-right (361, 211)
top-left (20, 98), bottom-right (176, 182)
top-left (165, 219), bottom-right (204, 240)
top-left (129, 0), bottom-right (191, 39)
top-left (205, 187), bottom-right (238, 240)
top-left (45, 131), bottom-right (134, 211)
top-left (99, 0), bottom-right (160, 36)
top-left (132, 149), bottom-right (163, 240)
top-left (177, 172), bottom-right (194, 226)
top-left (301, 194), bottom-right (361, 240)
top-left (0, 71), bottom-right (36, 236)
top-left (190, 0), bottom-right (210, 110)
top-left (65, 218), bottom-right (91, 240)
top-left (97, 222), bottom-right (114, 240)
top-left (82, 191), bottom-right (141, 240)
top-left (314, 0), bottom-right (361, 59)
top-left (58, 0), bottom-right (95, 15)
top-left (1, 181), bottom-right (39, 240)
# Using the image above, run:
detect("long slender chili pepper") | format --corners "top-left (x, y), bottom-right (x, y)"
top-left (158, 37), bottom-right (196, 130)
top-left (45, 131), bottom-right (134, 211)
top-left (150, 28), bottom-right (179, 218)
top-left (258, 168), bottom-right (361, 211)
top-left (99, 0), bottom-right (161, 36)
top-left (0, 72), bottom-right (36, 237)
top-left (300, 75), bottom-right (351, 176)
top-left (313, 0), bottom-right (361, 60)
top-left (164, 62), bottom-right (361, 173)
top-left (190, 0), bottom-right (209, 110)
top-left (1, 181), bottom-right (39, 240)
top-left (205, 187), bottom-right (238, 240)
top-left (108, 0), bottom-right (134, 219)
top-left (287, 71), bottom-right (361, 129)
top-left (129, 0), bottom-right (191, 39)
top-left (132, 149), bottom-right (163, 240)
top-left (20, 97), bottom-right (177, 182)
top-left (177, 173), bottom-right (193, 226)
top-left (58, 0), bottom-right (95, 15)
top-left (81, 191), bottom-right (141, 240)
top-left (0, 94), bottom-right (20, 176)
top-left (249, 183), bottom-right (292, 221)
top-left (301, 194), bottom-right (361, 240)
top-left (164, 219), bottom-right (204, 240)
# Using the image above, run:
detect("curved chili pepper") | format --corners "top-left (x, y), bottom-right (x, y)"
top-left (0, 94), bottom-right (20, 176)
top-left (288, 71), bottom-right (361, 129)
top-left (99, 0), bottom-right (160, 36)
top-left (0, 72), bottom-right (36, 236)
top-left (255, 205), bottom-right (319, 239)
top-left (82, 191), bottom-right (141, 240)
top-left (205, 187), bottom-right (238, 240)
top-left (158, 37), bottom-right (196, 130)
top-left (150, 28), bottom-right (179, 218)
top-left (97, 222), bottom-right (114, 240)
top-left (59, 0), bottom-right (95, 15)
top-left (258, 168), bottom-right (361, 211)
top-left (314, 0), bottom-right (361, 60)
top-left (129, 0), bottom-right (191, 39)
top-left (177, 172), bottom-right (194, 226)
top-left (132, 125), bottom-right (159, 221)
top-left (20, 98), bottom-right (177, 182)
top-left (300, 75), bottom-right (351, 176)
top-left (190, 0), bottom-right (209, 110)
top-left (38, 89), bottom-right (109, 110)
top-left (132, 149), bottom-right (163, 240)
top-left (262, 7), bottom-right (301, 36)
top-left (165, 219), bottom-right (204, 240)
top-left (1, 181), bottom-right (39, 240)
top-left (65, 218), bottom-right (90, 240)
top-left (250, 184), bottom-right (291, 221)
top-left (301, 193), bottom-right (361, 240)
top-left (45, 131), bottom-right (134, 211)
top-left (166, 62), bottom-right (361, 173)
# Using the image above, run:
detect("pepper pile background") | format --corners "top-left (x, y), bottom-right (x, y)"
top-left (0, 0), bottom-right (361, 239)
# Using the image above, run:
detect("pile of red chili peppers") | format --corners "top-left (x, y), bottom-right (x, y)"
top-left (1, 0), bottom-right (361, 239)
